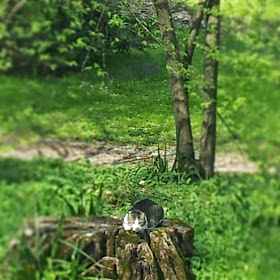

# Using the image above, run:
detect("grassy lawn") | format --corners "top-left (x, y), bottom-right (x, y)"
top-left (0, 51), bottom-right (176, 148)
top-left (1, 46), bottom-right (279, 166)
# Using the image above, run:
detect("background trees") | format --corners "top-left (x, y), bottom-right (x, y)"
top-left (0, 0), bottom-right (156, 74)
top-left (200, 0), bottom-right (220, 179)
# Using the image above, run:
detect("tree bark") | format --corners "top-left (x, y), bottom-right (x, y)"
top-left (199, 0), bottom-right (220, 179)
top-left (153, 0), bottom-right (196, 173)
top-left (5, 216), bottom-right (194, 280)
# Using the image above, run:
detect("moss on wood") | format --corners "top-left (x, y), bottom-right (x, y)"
top-left (5, 216), bottom-right (194, 280)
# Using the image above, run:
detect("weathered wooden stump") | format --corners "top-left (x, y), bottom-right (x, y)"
top-left (6, 216), bottom-right (194, 280)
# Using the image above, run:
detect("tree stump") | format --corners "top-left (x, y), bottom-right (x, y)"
top-left (6, 216), bottom-right (194, 280)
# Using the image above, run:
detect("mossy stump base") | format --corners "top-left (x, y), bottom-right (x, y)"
top-left (6, 216), bottom-right (194, 280)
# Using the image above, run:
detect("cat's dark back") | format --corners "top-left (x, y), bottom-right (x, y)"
top-left (131, 199), bottom-right (164, 229)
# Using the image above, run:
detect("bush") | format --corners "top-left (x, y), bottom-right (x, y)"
top-left (0, 0), bottom-right (159, 75)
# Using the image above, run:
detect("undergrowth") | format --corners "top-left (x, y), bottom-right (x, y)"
top-left (0, 158), bottom-right (279, 279)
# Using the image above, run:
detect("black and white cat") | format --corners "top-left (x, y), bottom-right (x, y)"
top-left (123, 199), bottom-right (164, 232)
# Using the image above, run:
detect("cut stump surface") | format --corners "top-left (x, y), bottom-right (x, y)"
top-left (6, 216), bottom-right (194, 280)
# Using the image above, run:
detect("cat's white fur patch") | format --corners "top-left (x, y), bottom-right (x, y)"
top-left (131, 217), bottom-right (141, 232)
top-left (122, 211), bottom-right (148, 232)
top-left (122, 213), bottom-right (132, 231)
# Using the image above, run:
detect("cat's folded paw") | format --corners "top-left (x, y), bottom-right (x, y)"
top-left (123, 224), bottom-right (132, 231)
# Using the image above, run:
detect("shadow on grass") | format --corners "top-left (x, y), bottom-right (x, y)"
top-left (0, 157), bottom-right (65, 184)
top-left (0, 54), bottom-right (174, 144)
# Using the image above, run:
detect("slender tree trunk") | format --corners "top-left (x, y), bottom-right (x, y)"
top-left (199, 0), bottom-right (220, 179)
top-left (183, 1), bottom-right (206, 68)
top-left (153, 0), bottom-right (195, 172)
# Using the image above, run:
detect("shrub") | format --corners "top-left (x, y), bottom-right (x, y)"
top-left (0, 0), bottom-right (159, 75)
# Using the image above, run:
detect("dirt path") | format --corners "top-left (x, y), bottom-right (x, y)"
top-left (1, 139), bottom-right (258, 173)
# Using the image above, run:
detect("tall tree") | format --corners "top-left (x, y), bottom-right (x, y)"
top-left (199, 0), bottom-right (220, 179)
top-left (154, 0), bottom-right (221, 179)
top-left (153, 0), bottom-right (196, 174)
top-left (153, 0), bottom-right (211, 178)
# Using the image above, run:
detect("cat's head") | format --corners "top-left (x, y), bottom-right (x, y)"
top-left (123, 210), bottom-right (148, 232)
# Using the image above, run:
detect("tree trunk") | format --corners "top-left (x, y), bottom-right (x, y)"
top-left (183, 0), bottom-right (206, 68)
top-left (5, 216), bottom-right (194, 280)
top-left (199, 0), bottom-right (220, 179)
top-left (153, 0), bottom-right (196, 173)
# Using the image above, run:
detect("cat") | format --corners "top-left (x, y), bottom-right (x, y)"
top-left (123, 199), bottom-right (164, 232)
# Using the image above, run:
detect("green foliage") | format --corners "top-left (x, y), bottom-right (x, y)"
top-left (0, 0), bottom-right (160, 74)
top-left (217, 0), bottom-right (280, 164)
top-left (6, 225), bottom-right (96, 280)
top-left (0, 158), bottom-right (279, 279)
top-left (56, 180), bottom-right (104, 216)
top-left (153, 143), bottom-right (169, 174)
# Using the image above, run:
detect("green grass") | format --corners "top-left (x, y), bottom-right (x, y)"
top-left (0, 51), bottom-right (177, 148)
top-left (0, 158), bottom-right (279, 279)
top-left (1, 43), bottom-right (279, 166)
